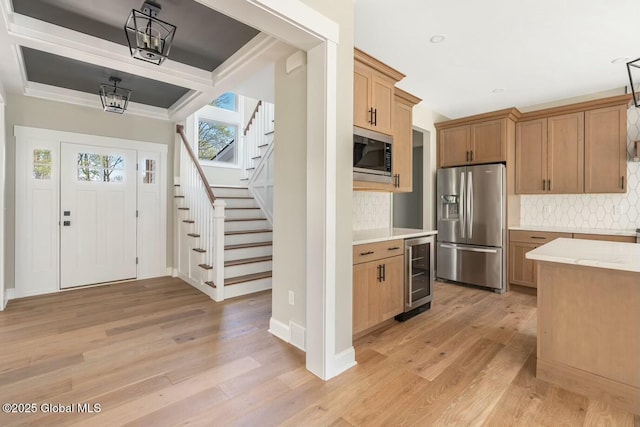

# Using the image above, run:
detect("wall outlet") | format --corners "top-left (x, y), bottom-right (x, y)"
top-left (543, 205), bottom-right (551, 215)
top-left (288, 290), bottom-right (295, 306)
top-left (613, 204), bottom-right (623, 215)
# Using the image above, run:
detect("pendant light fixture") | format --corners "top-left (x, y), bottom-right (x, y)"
top-left (99, 77), bottom-right (131, 114)
top-left (124, 1), bottom-right (176, 65)
top-left (627, 58), bottom-right (640, 107)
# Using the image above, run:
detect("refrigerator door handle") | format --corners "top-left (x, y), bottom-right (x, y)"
top-left (459, 172), bottom-right (466, 239)
top-left (440, 244), bottom-right (499, 254)
top-left (467, 171), bottom-right (474, 238)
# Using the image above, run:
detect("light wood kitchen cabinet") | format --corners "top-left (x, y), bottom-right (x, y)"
top-left (584, 105), bottom-right (627, 193)
top-left (436, 109), bottom-right (519, 168)
top-left (391, 88), bottom-right (422, 192)
top-left (572, 233), bottom-right (636, 243)
top-left (353, 49), bottom-right (404, 137)
top-left (515, 112), bottom-right (584, 194)
top-left (509, 230), bottom-right (572, 289)
top-left (515, 95), bottom-right (630, 195)
top-left (353, 240), bottom-right (405, 335)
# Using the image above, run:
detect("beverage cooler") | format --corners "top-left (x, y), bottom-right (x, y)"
top-left (395, 235), bottom-right (434, 321)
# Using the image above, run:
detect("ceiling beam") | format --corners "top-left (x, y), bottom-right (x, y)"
top-left (5, 13), bottom-right (215, 93)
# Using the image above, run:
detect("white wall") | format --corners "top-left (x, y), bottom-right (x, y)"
top-left (4, 95), bottom-right (175, 291)
top-left (0, 99), bottom-right (5, 308)
top-left (520, 104), bottom-right (640, 230)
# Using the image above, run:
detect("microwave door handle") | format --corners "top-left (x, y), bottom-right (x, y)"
top-left (459, 172), bottom-right (465, 239)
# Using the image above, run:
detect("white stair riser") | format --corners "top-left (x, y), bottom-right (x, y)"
top-left (224, 245), bottom-right (272, 261)
top-left (224, 277), bottom-right (272, 300)
top-left (225, 219), bottom-right (269, 232)
top-left (225, 260), bottom-right (272, 279)
top-left (217, 198), bottom-right (258, 209)
top-left (225, 209), bottom-right (264, 219)
top-left (211, 187), bottom-right (250, 198)
top-left (259, 145), bottom-right (269, 157)
top-left (225, 231), bottom-right (272, 246)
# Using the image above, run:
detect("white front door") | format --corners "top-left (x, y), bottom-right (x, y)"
top-left (60, 143), bottom-right (137, 288)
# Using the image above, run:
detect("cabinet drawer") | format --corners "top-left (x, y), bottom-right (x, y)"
top-left (509, 230), bottom-right (572, 244)
top-left (353, 239), bottom-right (404, 264)
top-left (572, 233), bottom-right (636, 243)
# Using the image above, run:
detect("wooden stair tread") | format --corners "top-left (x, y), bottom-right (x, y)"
top-left (192, 248), bottom-right (206, 253)
top-left (187, 233), bottom-right (200, 238)
top-left (225, 241), bottom-right (272, 250)
top-left (178, 207), bottom-right (189, 210)
top-left (174, 195), bottom-right (185, 198)
top-left (173, 184), bottom-right (180, 186)
top-left (245, 167), bottom-right (255, 171)
top-left (225, 229), bottom-right (272, 235)
top-left (205, 281), bottom-right (216, 288)
top-left (210, 186), bottom-right (248, 189)
top-left (216, 196), bottom-right (253, 199)
top-left (225, 218), bottom-right (265, 222)
top-left (225, 255), bottom-right (272, 267)
top-left (251, 156), bottom-right (262, 159)
top-left (198, 264), bottom-right (213, 270)
top-left (225, 271), bottom-right (272, 286)
top-left (258, 143), bottom-right (269, 147)
top-left (240, 178), bottom-right (249, 181)
top-left (264, 130), bottom-right (274, 136)
top-left (183, 220), bottom-right (195, 224)
top-left (226, 207), bottom-right (260, 210)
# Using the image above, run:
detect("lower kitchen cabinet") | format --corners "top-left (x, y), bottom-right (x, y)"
top-left (353, 241), bottom-right (405, 335)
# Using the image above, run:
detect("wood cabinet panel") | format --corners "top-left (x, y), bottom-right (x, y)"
top-left (572, 233), bottom-right (636, 243)
top-left (439, 126), bottom-right (470, 168)
top-left (378, 255), bottom-right (405, 321)
top-left (470, 119), bottom-right (506, 164)
top-left (516, 119), bottom-right (547, 194)
top-left (547, 113), bottom-right (584, 194)
top-left (353, 261), bottom-right (379, 334)
top-left (371, 73), bottom-right (394, 136)
top-left (584, 105), bottom-right (627, 193)
top-left (510, 230), bottom-right (572, 244)
top-left (393, 96), bottom-right (413, 192)
top-left (353, 61), bottom-right (372, 131)
top-left (353, 240), bottom-right (404, 264)
top-left (509, 241), bottom-right (538, 288)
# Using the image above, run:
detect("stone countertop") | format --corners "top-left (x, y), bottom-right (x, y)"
top-left (509, 225), bottom-right (638, 237)
top-left (353, 228), bottom-right (438, 245)
top-left (526, 237), bottom-right (640, 273)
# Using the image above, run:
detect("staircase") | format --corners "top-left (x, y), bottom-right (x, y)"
top-left (174, 121), bottom-right (274, 302)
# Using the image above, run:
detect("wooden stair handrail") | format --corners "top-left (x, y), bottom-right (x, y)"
top-left (176, 124), bottom-right (216, 204)
top-left (243, 100), bottom-right (263, 136)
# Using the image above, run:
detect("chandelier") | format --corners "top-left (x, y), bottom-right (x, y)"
top-left (99, 77), bottom-right (131, 114)
top-left (124, 1), bottom-right (176, 66)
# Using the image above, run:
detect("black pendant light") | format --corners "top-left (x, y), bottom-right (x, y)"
top-left (124, 1), bottom-right (176, 66)
top-left (627, 58), bottom-right (640, 107)
top-left (99, 77), bottom-right (131, 114)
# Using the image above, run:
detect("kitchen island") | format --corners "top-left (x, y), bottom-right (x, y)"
top-left (526, 238), bottom-right (640, 414)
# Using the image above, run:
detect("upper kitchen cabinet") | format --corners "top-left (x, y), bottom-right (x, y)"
top-left (436, 109), bottom-right (520, 168)
top-left (392, 88), bottom-right (422, 192)
top-left (354, 48), bottom-right (405, 136)
top-left (515, 95), bottom-right (630, 195)
top-left (516, 112), bottom-right (584, 194)
top-left (585, 104), bottom-right (627, 193)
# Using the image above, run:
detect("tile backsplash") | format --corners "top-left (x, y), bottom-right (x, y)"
top-left (353, 192), bottom-right (391, 230)
top-left (521, 104), bottom-right (640, 230)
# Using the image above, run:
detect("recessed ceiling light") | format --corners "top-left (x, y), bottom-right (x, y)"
top-left (430, 34), bottom-right (446, 43)
top-left (492, 88), bottom-right (505, 94)
top-left (611, 57), bottom-right (630, 64)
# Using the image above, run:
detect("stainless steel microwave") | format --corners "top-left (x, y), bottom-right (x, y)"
top-left (353, 126), bottom-right (393, 184)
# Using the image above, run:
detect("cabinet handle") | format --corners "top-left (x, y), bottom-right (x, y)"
top-left (377, 264), bottom-right (383, 282)
top-left (548, 179), bottom-right (551, 192)
top-left (466, 151), bottom-right (470, 162)
top-left (360, 251), bottom-right (374, 256)
top-left (542, 179), bottom-right (546, 191)
top-left (368, 108), bottom-right (373, 124)
top-left (373, 108), bottom-right (377, 126)
top-left (530, 236), bottom-right (547, 240)
top-left (381, 263), bottom-right (386, 282)
top-left (621, 176), bottom-right (625, 190)
top-left (388, 246), bottom-right (400, 250)
top-left (397, 174), bottom-right (400, 188)
top-left (470, 150), bottom-right (474, 161)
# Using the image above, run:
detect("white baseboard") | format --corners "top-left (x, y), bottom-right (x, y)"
top-left (330, 347), bottom-right (357, 379)
top-left (177, 272), bottom-right (214, 299)
top-left (2, 288), bottom-right (14, 310)
top-left (172, 268), bottom-right (178, 277)
top-left (289, 321), bottom-right (306, 351)
top-left (268, 317), bottom-right (291, 343)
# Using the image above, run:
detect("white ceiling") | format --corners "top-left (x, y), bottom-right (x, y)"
top-left (354, 0), bottom-right (640, 119)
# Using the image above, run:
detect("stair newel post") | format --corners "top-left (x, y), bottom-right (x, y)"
top-left (212, 199), bottom-right (226, 302)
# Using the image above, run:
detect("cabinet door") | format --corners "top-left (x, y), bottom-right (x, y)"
top-left (547, 112), bottom-right (584, 194)
top-left (584, 105), bottom-right (627, 193)
top-left (439, 126), bottom-right (470, 167)
top-left (354, 61), bottom-right (373, 131)
top-left (470, 119), bottom-right (506, 164)
top-left (516, 119), bottom-right (547, 194)
top-left (371, 73), bottom-right (394, 135)
top-left (509, 241), bottom-right (538, 288)
top-left (378, 255), bottom-right (405, 321)
top-left (392, 97), bottom-right (413, 192)
top-left (353, 261), bottom-right (380, 334)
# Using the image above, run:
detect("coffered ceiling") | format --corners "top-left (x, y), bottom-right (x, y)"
top-left (0, 0), bottom-right (292, 120)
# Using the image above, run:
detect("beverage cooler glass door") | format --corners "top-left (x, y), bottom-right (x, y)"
top-left (406, 236), bottom-right (434, 310)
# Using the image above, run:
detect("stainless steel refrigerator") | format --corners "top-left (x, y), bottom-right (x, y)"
top-left (436, 163), bottom-right (506, 292)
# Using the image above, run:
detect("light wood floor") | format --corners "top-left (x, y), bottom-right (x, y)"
top-left (0, 278), bottom-right (638, 426)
